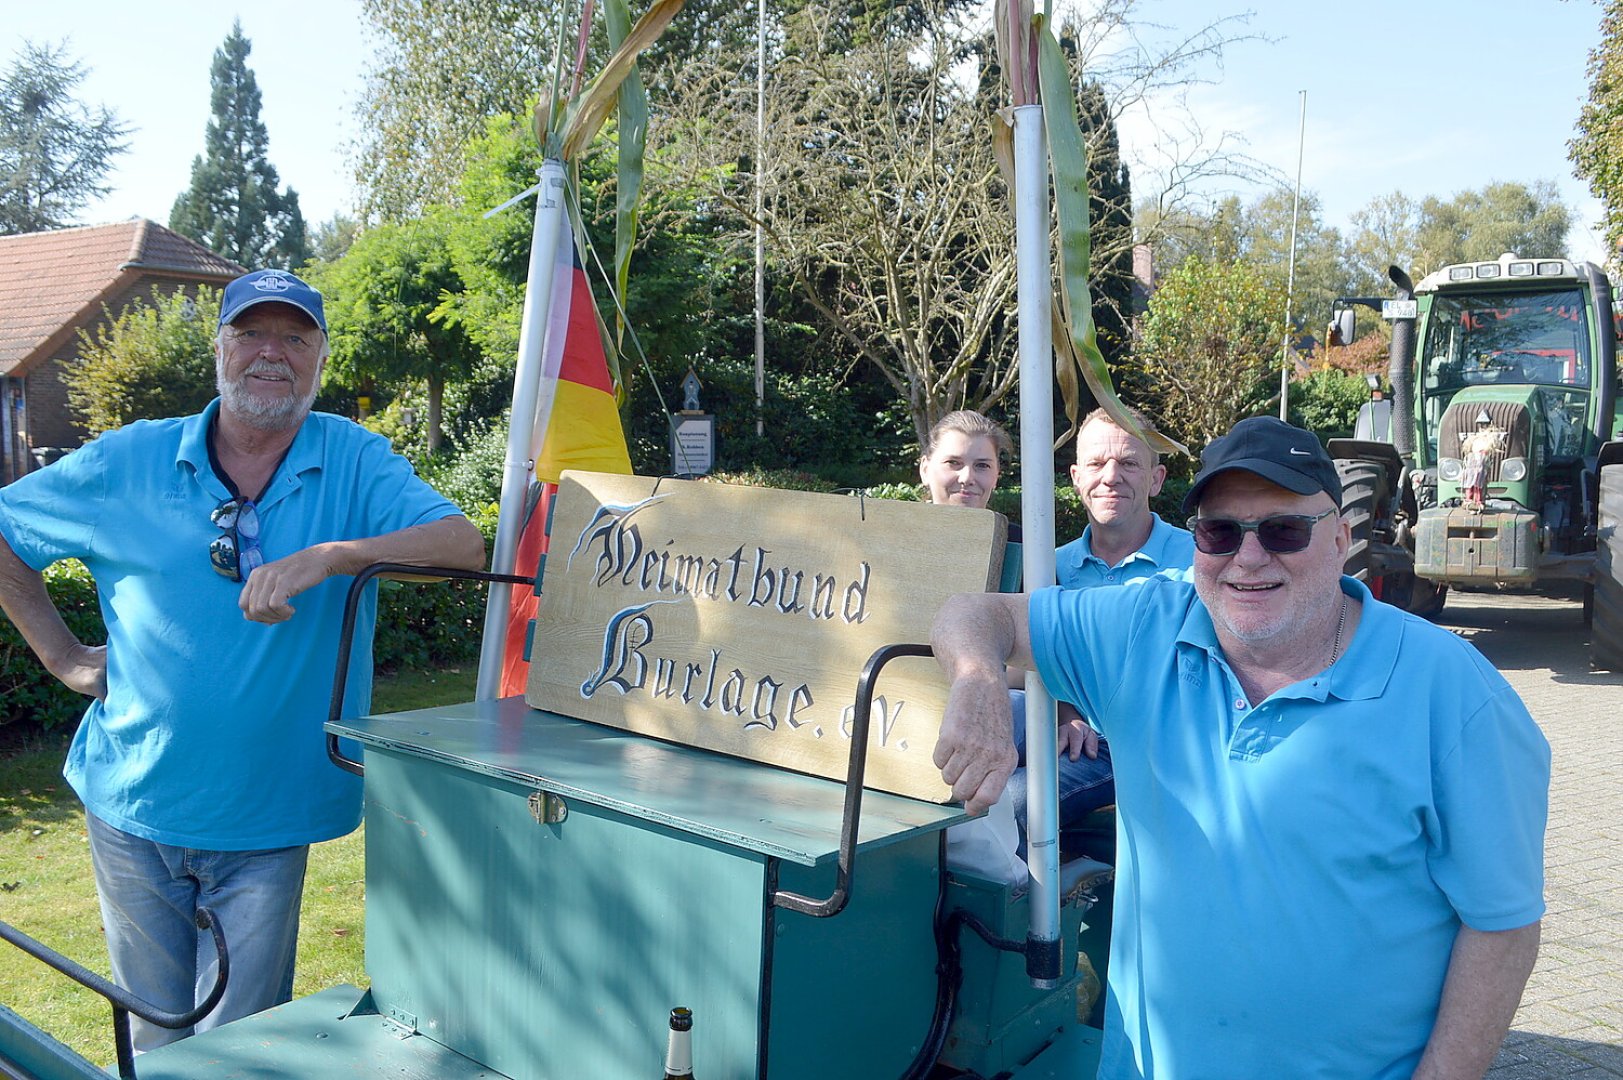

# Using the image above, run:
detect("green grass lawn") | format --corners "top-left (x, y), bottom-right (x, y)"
top-left (0, 664), bottom-right (476, 1066)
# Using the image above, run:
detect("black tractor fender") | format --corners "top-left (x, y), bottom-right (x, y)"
top-left (1327, 438), bottom-right (1406, 490)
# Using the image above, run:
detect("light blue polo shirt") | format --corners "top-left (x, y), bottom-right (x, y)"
top-left (1055, 513), bottom-right (1195, 589)
top-left (1029, 575), bottom-right (1548, 1080)
top-left (0, 400), bottom-right (464, 849)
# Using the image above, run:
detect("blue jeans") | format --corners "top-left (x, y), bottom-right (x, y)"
top-left (85, 813), bottom-right (309, 1051)
top-left (1005, 690), bottom-right (1115, 851)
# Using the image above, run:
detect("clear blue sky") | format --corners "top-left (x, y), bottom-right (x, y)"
top-left (7, 1), bottom-right (1610, 262)
top-left (1111, 0), bottom-right (1608, 262)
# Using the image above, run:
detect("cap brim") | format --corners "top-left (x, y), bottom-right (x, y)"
top-left (1182, 459), bottom-right (1334, 514)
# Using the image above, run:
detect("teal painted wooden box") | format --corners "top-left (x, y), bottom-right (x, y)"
top-left (330, 695), bottom-right (966, 1080)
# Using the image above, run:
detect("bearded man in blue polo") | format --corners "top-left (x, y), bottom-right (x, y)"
top-left (928, 416), bottom-right (1548, 1080)
top-left (0, 269), bottom-right (486, 1049)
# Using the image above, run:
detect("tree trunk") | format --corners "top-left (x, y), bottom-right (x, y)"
top-left (428, 375), bottom-right (444, 453)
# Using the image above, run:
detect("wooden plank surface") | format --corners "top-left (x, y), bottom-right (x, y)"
top-left (525, 473), bottom-right (1006, 802)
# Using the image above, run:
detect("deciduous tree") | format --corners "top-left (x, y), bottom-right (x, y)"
top-left (1345, 181), bottom-right (1571, 285)
top-left (306, 212), bottom-right (478, 453)
top-left (1132, 257), bottom-right (1279, 448)
top-left (1415, 181), bottom-right (1570, 269)
top-left (1572, 0), bottom-right (1623, 257)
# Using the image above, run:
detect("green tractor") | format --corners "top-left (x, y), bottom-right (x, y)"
top-left (1327, 253), bottom-right (1623, 669)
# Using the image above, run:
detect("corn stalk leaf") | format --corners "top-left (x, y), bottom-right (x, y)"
top-left (994, 0), bottom-right (1038, 106)
top-left (1036, 16), bottom-right (1186, 456)
top-left (558, 0), bottom-right (685, 162)
top-left (603, 0), bottom-right (649, 379)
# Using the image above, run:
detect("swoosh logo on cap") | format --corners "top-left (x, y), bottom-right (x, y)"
top-left (1289, 447), bottom-right (1311, 456)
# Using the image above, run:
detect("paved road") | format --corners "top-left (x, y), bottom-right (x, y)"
top-left (1438, 589), bottom-right (1623, 1077)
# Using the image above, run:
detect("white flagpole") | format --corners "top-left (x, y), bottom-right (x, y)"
top-left (476, 159), bottom-right (569, 701)
top-left (1279, 90), bottom-right (1307, 420)
top-left (1013, 101), bottom-right (1062, 985)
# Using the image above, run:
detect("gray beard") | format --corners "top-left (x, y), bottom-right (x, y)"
top-left (217, 358), bottom-right (320, 432)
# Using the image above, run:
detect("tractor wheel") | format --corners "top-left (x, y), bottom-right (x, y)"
top-left (1335, 458), bottom-right (1447, 618)
top-left (1592, 464), bottom-right (1623, 671)
top-left (1336, 460), bottom-right (1382, 584)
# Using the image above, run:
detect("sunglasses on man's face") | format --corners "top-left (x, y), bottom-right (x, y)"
top-left (209, 497), bottom-right (263, 582)
top-left (1186, 507), bottom-right (1337, 556)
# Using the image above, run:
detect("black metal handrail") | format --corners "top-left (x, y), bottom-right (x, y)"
top-left (325, 563), bottom-right (534, 776)
top-left (0, 909), bottom-right (228, 1079)
top-left (771, 642), bottom-right (936, 919)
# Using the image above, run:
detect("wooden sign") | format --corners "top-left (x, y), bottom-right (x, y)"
top-left (525, 472), bottom-right (1007, 803)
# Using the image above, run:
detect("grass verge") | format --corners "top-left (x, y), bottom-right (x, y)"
top-left (0, 664), bottom-right (476, 1065)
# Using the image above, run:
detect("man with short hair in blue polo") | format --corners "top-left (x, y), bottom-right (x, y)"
top-left (928, 415), bottom-right (1548, 1079)
top-left (0, 269), bottom-right (486, 1050)
top-left (1010, 407), bottom-right (1195, 836)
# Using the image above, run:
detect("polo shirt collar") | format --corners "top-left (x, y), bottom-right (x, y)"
top-left (1173, 576), bottom-right (1397, 703)
top-left (1077, 512), bottom-right (1176, 570)
top-left (175, 398), bottom-right (325, 511)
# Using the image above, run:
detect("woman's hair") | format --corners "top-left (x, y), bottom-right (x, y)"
top-left (920, 410), bottom-right (1014, 464)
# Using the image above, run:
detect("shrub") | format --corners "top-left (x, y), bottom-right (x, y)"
top-left (0, 561), bottom-right (104, 733)
top-left (66, 289), bottom-right (222, 434)
top-left (1287, 368), bottom-right (1376, 443)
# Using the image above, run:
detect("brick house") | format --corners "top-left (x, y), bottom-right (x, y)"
top-left (0, 219), bottom-right (245, 485)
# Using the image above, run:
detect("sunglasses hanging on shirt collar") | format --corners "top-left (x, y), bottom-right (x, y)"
top-left (209, 497), bottom-right (263, 582)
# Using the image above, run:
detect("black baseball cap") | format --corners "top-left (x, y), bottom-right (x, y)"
top-left (1182, 416), bottom-right (1342, 514)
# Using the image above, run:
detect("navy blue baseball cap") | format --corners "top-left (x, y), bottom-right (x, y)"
top-left (218, 269), bottom-right (327, 333)
top-left (1183, 416), bottom-right (1342, 513)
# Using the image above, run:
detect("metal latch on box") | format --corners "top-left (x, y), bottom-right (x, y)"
top-left (528, 790), bottom-right (568, 824)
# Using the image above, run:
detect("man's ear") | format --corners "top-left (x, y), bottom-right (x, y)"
top-left (1149, 463), bottom-right (1167, 498)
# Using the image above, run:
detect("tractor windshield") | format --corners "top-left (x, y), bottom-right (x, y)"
top-left (1422, 289), bottom-right (1592, 392)
top-left (1419, 288), bottom-right (1594, 461)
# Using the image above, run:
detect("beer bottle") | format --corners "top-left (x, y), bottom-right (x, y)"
top-left (663, 1006), bottom-right (694, 1079)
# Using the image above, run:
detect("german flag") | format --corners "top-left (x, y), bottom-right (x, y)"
top-left (499, 213), bottom-right (632, 696)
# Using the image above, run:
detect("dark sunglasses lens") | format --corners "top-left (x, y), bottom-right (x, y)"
top-left (1191, 515), bottom-right (1320, 555)
top-left (211, 502), bottom-right (240, 529)
top-left (1193, 519), bottom-right (1242, 554)
top-left (1257, 517), bottom-right (1315, 553)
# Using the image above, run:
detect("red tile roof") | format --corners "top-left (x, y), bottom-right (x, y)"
top-left (0, 219), bottom-right (245, 377)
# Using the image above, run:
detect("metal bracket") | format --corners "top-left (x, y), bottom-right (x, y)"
top-left (382, 1005), bottom-right (418, 1039)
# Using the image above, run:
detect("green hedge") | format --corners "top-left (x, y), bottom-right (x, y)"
top-left (0, 508), bottom-right (499, 740)
top-left (0, 561), bottom-right (104, 733)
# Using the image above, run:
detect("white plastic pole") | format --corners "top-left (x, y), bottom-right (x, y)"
top-left (753, 0), bottom-right (767, 438)
top-left (476, 160), bottom-right (569, 701)
top-left (1012, 102), bottom-right (1061, 987)
top-left (1279, 90), bottom-right (1307, 420)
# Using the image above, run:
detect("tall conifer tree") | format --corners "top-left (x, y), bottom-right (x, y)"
top-left (170, 22), bottom-right (307, 269)
top-left (0, 42), bottom-right (130, 234)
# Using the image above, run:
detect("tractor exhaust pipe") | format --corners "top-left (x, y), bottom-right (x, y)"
top-left (1387, 266), bottom-right (1417, 459)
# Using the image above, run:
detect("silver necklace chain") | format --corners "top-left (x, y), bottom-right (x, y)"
top-left (1330, 595), bottom-right (1349, 664)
